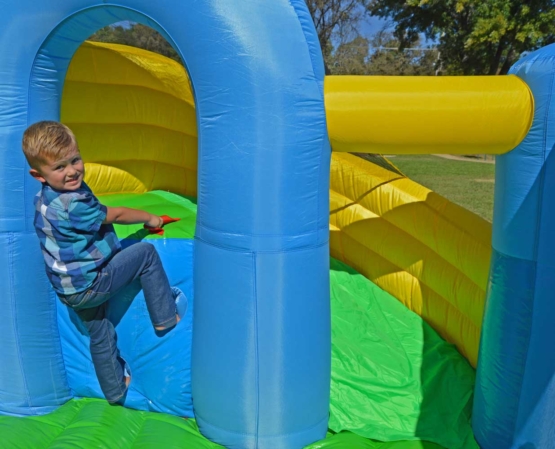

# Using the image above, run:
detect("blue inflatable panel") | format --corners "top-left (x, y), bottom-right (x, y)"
top-left (0, 2), bottom-right (330, 446)
top-left (0, 232), bottom-right (71, 416)
top-left (474, 44), bottom-right (555, 448)
top-left (193, 240), bottom-right (330, 449)
top-left (57, 239), bottom-right (194, 417)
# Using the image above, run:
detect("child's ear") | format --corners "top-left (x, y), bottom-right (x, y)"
top-left (29, 168), bottom-right (46, 183)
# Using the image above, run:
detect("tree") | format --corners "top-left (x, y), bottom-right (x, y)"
top-left (306, 0), bottom-right (369, 71)
top-left (366, 30), bottom-right (438, 75)
top-left (89, 24), bottom-right (183, 65)
top-left (329, 36), bottom-right (371, 74)
top-left (367, 0), bottom-right (555, 75)
top-left (328, 30), bottom-right (438, 75)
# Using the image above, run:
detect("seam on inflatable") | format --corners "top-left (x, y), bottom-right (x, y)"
top-left (104, 6), bottom-right (124, 23)
top-left (335, 249), bottom-right (481, 339)
top-left (39, 400), bottom-right (83, 447)
top-left (126, 412), bottom-right (148, 448)
top-left (252, 252), bottom-right (260, 448)
top-left (63, 119), bottom-right (198, 138)
top-left (96, 190), bottom-right (149, 197)
top-left (93, 159), bottom-right (197, 172)
top-left (513, 76), bottom-right (536, 144)
top-left (512, 59), bottom-right (555, 436)
top-left (332, 234), bottom-right (483, 329)
top-left (288, 0), bottom-right (324, 99)
top-left (331, 190), bottom-right (488, 295)
top-left (195, 411), bottom-right (329, 438)
top-left (330, 187), bottom-right (490, 288)
top-left (8, 233), bottom-right (34, 412)
top-left (149, 161), bottom-right (158, 191)
top-left (65, 78), bottom-right (195, 105)
top-left (317, 137), bottom-right (326, 239)
top-left (196, 222), bottom-right (329, 239)
top-left (288, 0), bottom-right (328, 240)
top-left (49, 289), bottom-right (72, 399)
top-left (332, 154), bottom-right (492, 247)
top-left (195, 235), bottom-right (328, 255)
top-left (332, 153), bottom-right (492, 242)
top-left (332, 246), bottom-right (480, 363)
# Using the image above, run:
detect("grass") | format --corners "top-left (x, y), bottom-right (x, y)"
top-left (387, 155), bottom-right (495, 222)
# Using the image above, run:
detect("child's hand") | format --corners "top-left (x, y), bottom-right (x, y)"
top-left (144, 215), bottom-right (181, 235)
top-left (145, 215), bottom-right (164, 229)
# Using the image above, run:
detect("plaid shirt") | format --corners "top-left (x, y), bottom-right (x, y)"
top-left (34, 182), bottom-right (121, 295)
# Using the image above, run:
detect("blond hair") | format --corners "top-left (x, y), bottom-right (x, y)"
top-left (22, 121), bottom-right (78, 169)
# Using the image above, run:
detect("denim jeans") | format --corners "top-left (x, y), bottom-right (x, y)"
top-left (59, 242), bottom-right (178, 403)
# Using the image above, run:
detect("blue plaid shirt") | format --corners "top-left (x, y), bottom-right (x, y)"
top-left (34, 182), bottom-right (121, 295)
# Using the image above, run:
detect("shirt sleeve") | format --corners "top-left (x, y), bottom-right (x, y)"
top-left (67, 191), bottom-right (107, 232)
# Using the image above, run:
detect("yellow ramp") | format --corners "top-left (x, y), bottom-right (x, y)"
top-left (330, 153), bottom-right (491, 366)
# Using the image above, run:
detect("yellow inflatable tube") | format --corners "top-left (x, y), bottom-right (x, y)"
top-left (325, 75), bottom-right (534, 155)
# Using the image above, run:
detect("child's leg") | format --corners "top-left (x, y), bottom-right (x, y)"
top-left (77, 303), bottom-right (128, 403)
top-left (94, 242), bottom-right (179, 331)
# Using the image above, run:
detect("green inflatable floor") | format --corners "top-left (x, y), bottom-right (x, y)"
top-left (0, 191), bottom-right (478, 448)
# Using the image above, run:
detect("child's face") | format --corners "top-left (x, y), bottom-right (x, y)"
top-left (30, 147), bottom-right (85, 191)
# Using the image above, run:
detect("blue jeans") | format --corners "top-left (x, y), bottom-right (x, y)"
top-left (59, 242), bottom-right (178, 403)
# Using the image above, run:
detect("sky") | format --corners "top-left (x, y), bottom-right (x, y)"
top-left (360, 15), bottom-right (391, 37)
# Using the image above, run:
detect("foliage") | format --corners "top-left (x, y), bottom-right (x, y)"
top-left (306, 0), bottom-right (369, 71)
top-left (89, 24), bottom-right (183, 65)
top-left (368, 0), bottom-right (555, 75)
top-left (366, 30), bottom-right (438, 75)
top-left (329, 36), bottom-right (371, 74)
top-left (329, 31), bottom-right (438, 75)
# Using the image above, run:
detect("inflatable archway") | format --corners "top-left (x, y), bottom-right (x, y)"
top-left (1, 2), bottom-right (555, 449)
top-left (0, 2), bottom-right (330, 448)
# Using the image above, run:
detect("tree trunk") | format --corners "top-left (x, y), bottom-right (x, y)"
top-left (488, 40), bottom-right (506, 75)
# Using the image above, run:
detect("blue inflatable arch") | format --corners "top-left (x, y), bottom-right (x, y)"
top-left (0, 2), bottom-right (330, 448)
top-left (474, 46), bottom-right (555, 448)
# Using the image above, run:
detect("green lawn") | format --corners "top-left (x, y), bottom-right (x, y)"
top-left (388, 155), bottom-right (495, 222)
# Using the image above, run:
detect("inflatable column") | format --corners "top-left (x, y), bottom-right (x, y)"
top-left (190, 2), bottom-right (332, 447)
top-left (474, 44), bottom-right (555, 448)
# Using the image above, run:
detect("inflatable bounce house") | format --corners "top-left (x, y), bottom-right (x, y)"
top-left (0, 1), bottom-right (554, 449)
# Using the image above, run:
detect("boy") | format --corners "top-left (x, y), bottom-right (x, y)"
top-left (23, 121), bottom-right (180, 404)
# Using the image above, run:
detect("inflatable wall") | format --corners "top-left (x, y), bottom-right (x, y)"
top-left (0, 2), bottom-right (330, 448)
top-left (473, 45), bottom-right (555, 448)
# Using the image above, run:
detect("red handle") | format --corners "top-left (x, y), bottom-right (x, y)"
top-left (144, 215), bottom-right (181, 235)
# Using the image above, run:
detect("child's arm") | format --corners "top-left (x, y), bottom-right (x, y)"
top-left (103, 206), bottom-right (162, 228)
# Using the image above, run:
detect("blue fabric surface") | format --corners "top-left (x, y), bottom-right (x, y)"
top-left (57, 238), bottom-right (194, 417)
top-left (0, 232), bottom-right (71, 416)
top-left (474, 44), bottom-right (555, 449)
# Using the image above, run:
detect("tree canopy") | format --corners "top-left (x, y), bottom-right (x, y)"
top-left (88, 2), bottom-right (555, 77)
top-left (368, 0), bottom-right (555, 75)
top-left (89, 24), bottom-right (182, 65)
top-left (329, 31), bottom-right (438, 75)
